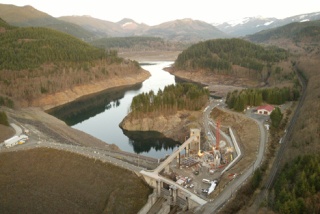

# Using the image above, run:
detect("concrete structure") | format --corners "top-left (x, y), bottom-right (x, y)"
top-left (139, 129), bottom-right (207, 212)
top-left (256, 104), bottom-right (274, 115)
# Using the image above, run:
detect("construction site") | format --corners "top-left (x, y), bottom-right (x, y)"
top-left (164, 122), bottom-right (238, 195)
top-left (139, 116), bottom-right (243, 213)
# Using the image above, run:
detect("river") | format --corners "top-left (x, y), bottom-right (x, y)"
top-left (49, 61), bottom-right (181, 159)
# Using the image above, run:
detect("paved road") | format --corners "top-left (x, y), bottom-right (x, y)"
top-left (140, 170), bottom-right (207, 206)
top-left (197, 102), bottom-right (268, 214)
top-left (2, 100), bottom-right (267, 214)
top-left (10, 123), bottom-right (22, 136)
top-left (1, 122), bottom-right (158, 172)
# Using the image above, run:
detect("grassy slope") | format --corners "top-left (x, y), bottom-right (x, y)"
top-left (0, 148), bottom-right (152, 214)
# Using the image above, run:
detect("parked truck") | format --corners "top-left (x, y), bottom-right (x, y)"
top-left (4, 134), bottom-right (29, 148)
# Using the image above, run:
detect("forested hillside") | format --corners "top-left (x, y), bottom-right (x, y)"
top-left (226, 87), bottom-right (300, 112)
top-left (0, 21), bottom-right (142, 107)
top-left (272, 154), bottom-right (320, 214)
top-left (173, 39), bottom-right (290, 83)
top-left (0, 27), bottom-right (116, 70)
top-left (234, 20), bottom-right (320, 214)
top-left (90, 36), bottom-right (188, 51)
top-left (129, 83), bottom-right (209, 118)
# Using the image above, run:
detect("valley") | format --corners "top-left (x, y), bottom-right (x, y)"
top-left (0, 4), bottom-right (319, 214)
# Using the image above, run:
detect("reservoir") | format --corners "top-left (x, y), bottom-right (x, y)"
top-left (49, 61), bottom-right (180, 159)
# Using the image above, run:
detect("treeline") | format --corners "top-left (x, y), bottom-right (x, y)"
top-left (0, 111), bottom-right (9, 126)
top-left (0, 96), bottom-right (14, 108)
top-left (0, 26), bottom-right (122, 70)
top-left (174, 38), bottom-right (288, 74)
top-left (91, 36), bottom-right (188, 51)
top-left (226, 87), bottom-right (300, 112)
top-left (0, 23), bottom-right (144, 105)
top-left (129, 83), bottom-right (209, 118)
top-left (0, 17), bottom-right (16, 29)
top-left (91, 36), bottom-right (164, 49)
top-left (272, 154), bottom-right (320, 214)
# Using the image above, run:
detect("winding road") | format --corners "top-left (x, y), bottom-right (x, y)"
top-left (198, 100), bottom-right (268, 214)
top-left (2, 98), bottom-right (270, 214)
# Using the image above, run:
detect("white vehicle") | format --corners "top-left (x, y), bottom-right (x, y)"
top-left (4, 134), bottom-right (29, 148)
top-left (4, 136), bottom-right (19, 148)
top-left (19, 134), bottom-right (29, 141)
top-left (202, 179), bottom-right (211, 184)
top-left (208, 181), bottom-right (217, 194)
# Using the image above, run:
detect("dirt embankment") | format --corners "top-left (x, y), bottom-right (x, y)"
top-left (31, 69), bottom-right (150, 110)
top-left (120, 110), bottom-right (203, 142)
top-left (165, 67), bottom-right (261, 88)
top-left (211, 108), bottom-right (260, 173)
top-left (0, 124), bottom-right (14, 142)
top-left (0, 148), bottom-right (152, 214)
top-left (119, 50), bottom-right (181, 62)
top-left (207, 108), bottom-right (260, 200)
top-left (3, 107), bottom-right (120, 150)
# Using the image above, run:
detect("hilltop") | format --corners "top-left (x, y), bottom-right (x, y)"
top-left (60, 16), bottom-right (228, 43)
top-left (167, 38), bottom-right (293, 88)
top-left (214, 12), bottom-right (320, 37)
top-left (0, 4), bottom-right (226, 43)
top-left (0, 4), bottom-right (94, 40)
top-left (0, 20), bottom-right (149, 110)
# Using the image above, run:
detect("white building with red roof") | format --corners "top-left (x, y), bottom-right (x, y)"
top-left (256, 104), bottom-right (274, 115)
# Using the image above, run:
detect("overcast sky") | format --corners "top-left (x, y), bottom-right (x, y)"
top-left (1, 0), bottom-right (320, 25)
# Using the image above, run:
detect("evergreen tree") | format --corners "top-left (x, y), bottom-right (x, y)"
top-left (0, 111), bottom-right (9, 126)
top-left (270, 107), bottom-right (283, 128)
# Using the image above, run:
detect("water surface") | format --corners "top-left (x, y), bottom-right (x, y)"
top-left (49, 61), bottom-right (180, 158)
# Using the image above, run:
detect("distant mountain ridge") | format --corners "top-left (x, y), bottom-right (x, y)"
top-left (214, 12), bottom-right (320, 37)
top-left (0, 4), bottom-right (226, 42)
top-left (0, 3), bottom-right (319, 42)
top-left (0, 4), bottom-right (95, 40)
top-left (59, 16), bottom-right (228, 42)
top-left (137, 18), bottom-right (228, 42)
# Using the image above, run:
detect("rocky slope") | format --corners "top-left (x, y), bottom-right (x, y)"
top-left (120, 110), bottom-right (202, 142)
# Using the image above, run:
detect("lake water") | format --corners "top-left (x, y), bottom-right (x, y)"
top-left (49, 61), bottom-right (181, 159)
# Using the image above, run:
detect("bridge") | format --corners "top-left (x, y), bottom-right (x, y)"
top-left (139, 129), bottom-right (207, 212)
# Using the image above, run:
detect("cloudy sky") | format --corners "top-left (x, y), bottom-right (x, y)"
top-left (1, 0), bottom-right (320, 25)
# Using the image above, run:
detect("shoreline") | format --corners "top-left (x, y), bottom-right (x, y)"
top-left (31, 69), bottom-right (151, 111)
top-left (1, 67), bottom-right (152, 152)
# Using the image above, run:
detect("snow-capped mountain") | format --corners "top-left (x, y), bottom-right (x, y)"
top-left (213, 12), bottom-right (320, 37)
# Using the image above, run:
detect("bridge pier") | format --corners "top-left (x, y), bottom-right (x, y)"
top-left (172, 186), bottom-right (178, 205)
top-left (138, 129), bottom-right (206, 213)
top-left (190, 128), bottom-right (201, 153)
top-left (185, 145), bottom-right (189, 157)
top-left (157, 179), bottom-right (162, 197)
